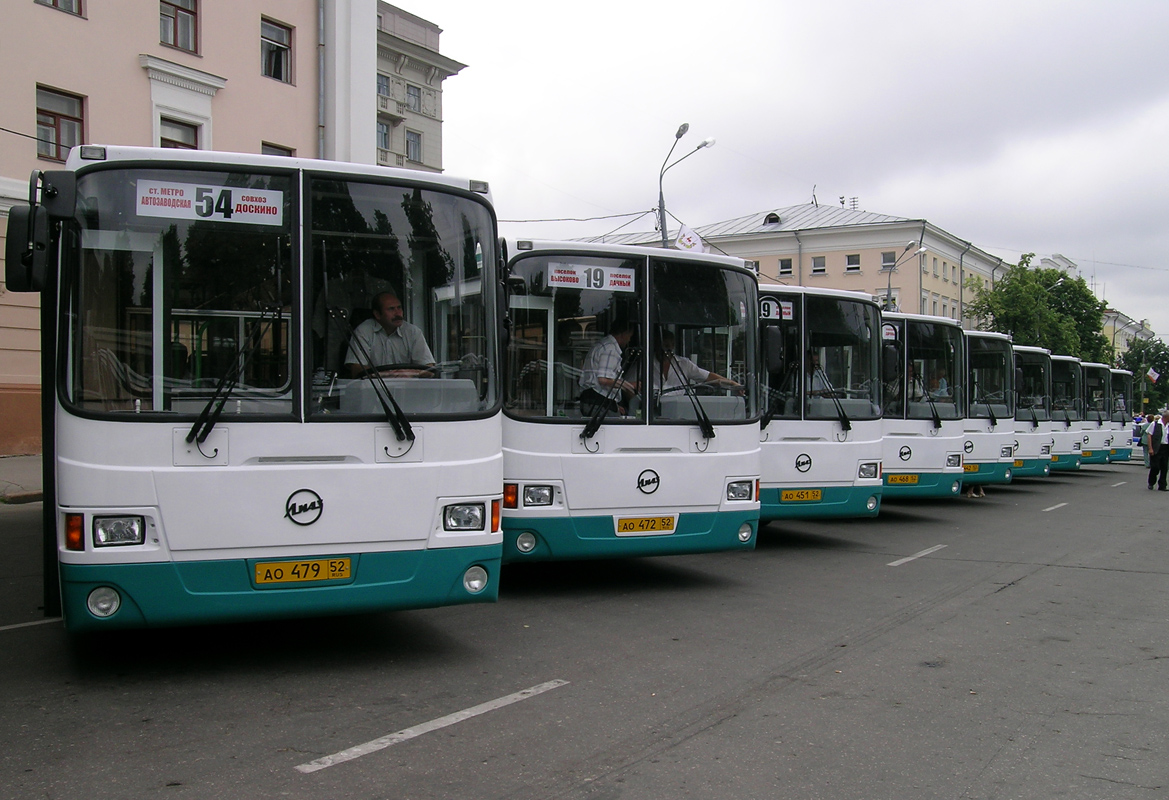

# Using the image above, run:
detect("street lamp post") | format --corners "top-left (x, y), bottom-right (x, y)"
top-left (658, 123), bottom-right (715, 248)
top-left (882, 241), bottom-right (926, 311)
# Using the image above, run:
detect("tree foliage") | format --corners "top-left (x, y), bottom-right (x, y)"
top-left (1118, 337), bottom-right (1169, 415)
top-left (965, 254), bottom-right (1109, 361)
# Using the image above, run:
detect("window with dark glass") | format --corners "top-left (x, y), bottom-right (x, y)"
top-left (968, 338), bottom-right (1014, 420)
top-left (160, 118), bottom-right (198, 149)
top-left (261, 19), bottom-right (291, 82)
top-left (405, 130), bottom-right (422, 162)
top-left (406, 84), bottom-right (422, 112)
top-left (262, 142), bottom-right (294, 157)
top-left (36, 87), bottom-right (83, 162)
top-left (160, 0), bottom-right (197, 52)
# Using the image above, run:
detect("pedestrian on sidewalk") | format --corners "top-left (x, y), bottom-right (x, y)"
top-left (1147, 410), bottom-right (1169, 490)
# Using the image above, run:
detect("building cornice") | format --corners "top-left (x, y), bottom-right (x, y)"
top-left (138, 54), bottom-right (227, 96)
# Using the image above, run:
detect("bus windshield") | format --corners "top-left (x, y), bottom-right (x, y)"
top-left (882, 319), bottom-right (963, 420)
top-left (1015, 353), bottom-right (1051, 421)
top-left (968, 337), bottom-right (1014, 420)
top-left (1051, 360), bottom-right (1082, 421)
top-left (61, 167), bottom-right (497, 419)
top-left (762, 293), bottom-right (880, 422)
top-left (1082, 366), bottom-right (1111, 422)
top-left (503, 253), bottom-right (756, 423)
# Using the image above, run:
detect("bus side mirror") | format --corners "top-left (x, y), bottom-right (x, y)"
top-left (5, 204), bottom-right (48, 293)
top-left (764, 326), bottom-right (784, 371)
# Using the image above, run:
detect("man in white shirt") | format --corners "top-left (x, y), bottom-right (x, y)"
top-left (344, 292), bottom-right (435, 378)
top-left (1147, 409), bottom-right (1169, 490)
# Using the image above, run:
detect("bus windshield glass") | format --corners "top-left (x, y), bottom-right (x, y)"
top-left (1016, 353), bottom-right (1051, 421)
top-left (1051, 360), bottom-right (1082, 421)
top-left (1082, 366), bottom-right (1111, 422)
top-left (803, 295), bottom-right (880, 421)
top-left (61, 167), bottom-right (497, 420)
top-left (64, 168), bottom-right (295, 416)
top-left (968, 337), bottom-right (1014, 420)
top-left (883, 319), bottom-right (963, 420)
top-left (649, 258), bottom-right (756, 423)
top-left (308, 177), bottom-right (497, 417)
top-left (1112, 373), bottom-right (1132, 423)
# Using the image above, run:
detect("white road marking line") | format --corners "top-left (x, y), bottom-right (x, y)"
top-left (296, 678), bottom-right (570, 774)
top-left (1044, 502), bottom-right (1068, 512)
top-left (0, 618), bottom-right (61, 632)
top-left (1112, 481), bottom-right (1127, 487)
top-left (887, 544), bottom-right (947, 567)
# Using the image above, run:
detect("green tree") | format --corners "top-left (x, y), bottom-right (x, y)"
top-left (1118, 337), bottom-right (1169, 415)
top-left (966, 255), bottom-right (1108, 361)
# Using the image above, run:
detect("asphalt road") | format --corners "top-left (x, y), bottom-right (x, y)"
top-left (2, 462), bottom-right (1166, 799)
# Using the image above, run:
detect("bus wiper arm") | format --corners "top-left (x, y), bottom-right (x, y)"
top-left (667, 356), bottom-right (715, 441)
top-left (330, 308), bottom-right (413, 442)
top-left (976, 391), bottom-right (997, 427)
top-left (817, 370), bottom-right (851, 432)
top-left (581, 346), bottom-right (640, 441)
top-left (187, 306), bottom-right (275, 445)
top-left (922, 388), bottom-right (943, 430)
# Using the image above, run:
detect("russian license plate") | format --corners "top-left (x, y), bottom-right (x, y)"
top-left (615, 515), bottom-right (677, 535)
top-left (1082, 451), bottom-right (1093, 457)
top-left (1013, 459), bottom-right (1024, 467)
top-left (887, 474), bottom-right (919, 484)
top-left (964, 464), bottom-right (980, 473)
top-left (781, 489), bottom-right (822, 502)
top-left (255, 558), bottom-right (351, 585)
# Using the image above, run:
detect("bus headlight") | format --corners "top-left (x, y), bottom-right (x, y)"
top-left (523, 485), bottom-right (553, 507)
top-left (86, 587), bottom-right (121, 618)
top-left (443, 504), bottom-right (485, 531)
top-left (858, 463), bottom-right (879, 479)
top-left (1072, 442), bottom-right (1080, 451)
top-left (727, 481), bottom-right (754, 501)
top-left (1000, 446), bottom-right (1014, 459)
top-left (462, 566), bottom-right (488, 594)
top-left (946, 454), bottom-right (962, 468)
top-left (737, 523), bottom-right (753, 542)
top-left (866, 495), bottom-right (879, 511)
top-left (1042, 444), bottom-right (1052, 455)
top-left (951, 481), bottom-right (961, 494)
top-left (93, 516), bottom-right (145, 547)
top-left (515, 532), bottom-right (538, 553)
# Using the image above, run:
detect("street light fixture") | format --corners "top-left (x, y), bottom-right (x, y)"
top-left (882, 241), bottom-right (927, 311)
top-left (658, 123), bottom-right (715, 248)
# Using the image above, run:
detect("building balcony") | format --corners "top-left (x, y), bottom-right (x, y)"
top-left (377, 148), bottom-right (406, 168)
top-left (377, 94), bottom-right (407, 123)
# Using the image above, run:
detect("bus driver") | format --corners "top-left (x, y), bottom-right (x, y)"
top-left (344, 291), bottom-right (435, 378)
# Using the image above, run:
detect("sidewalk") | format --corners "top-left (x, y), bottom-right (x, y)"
top-left (0, 455), bottom-right (43, 504)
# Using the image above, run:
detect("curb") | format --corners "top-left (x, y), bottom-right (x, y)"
top-left (1, 491), bottom-right (43, 505)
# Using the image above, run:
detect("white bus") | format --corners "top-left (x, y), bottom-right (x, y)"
top-left (1080, 361), bottom-right (1114, 464)
top-left (5, 146), bottom-right (504, 631)
top-left (1012, 345), bottom-right (1055, 477)
top-left (758, 286), bottom-right (882, 520)
top-left (1050, 354), bottom-right (1085, 470)
top-left (1111, 368), bottom-right (1135, 461)
top-left (962, 331), bottom-right (1016, 488)
top-left (879, 312), bottom-right (966, 498)
top-left (500, 240), bottom-right (760, 561)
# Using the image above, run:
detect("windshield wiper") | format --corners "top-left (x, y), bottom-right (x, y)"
top-left (187, 306), bottom-right (276, 446)
top-left (976, 391), bottom-right (997, 427)
top-left (580, 346), bottom-right (641, 442)
top-left (813, 368), bottom-right (851, 433)
top-left (330, 307), bottom-right (413, 443)
top-left (921, 386), bottom-right (943, 430)
top-left (664, 356), bottom-right (715, 441)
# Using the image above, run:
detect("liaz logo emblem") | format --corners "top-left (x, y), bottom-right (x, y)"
top-left (964, 440), bottom-right (975, 453)
top-left (795, 454), bottom-right (812, 473)
top-left (899, 446), bottom-right (913, 461)
top-left (285, 489), bottom-right (323, 526)
top-left (637, 469), bottom-right (660, 494)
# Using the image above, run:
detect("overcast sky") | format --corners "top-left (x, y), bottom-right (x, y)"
top-left (407, 0), bottom-right (1169, 339)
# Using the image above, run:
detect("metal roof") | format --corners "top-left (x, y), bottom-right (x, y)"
top-left (589, 203), bottom-right (913, 246)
